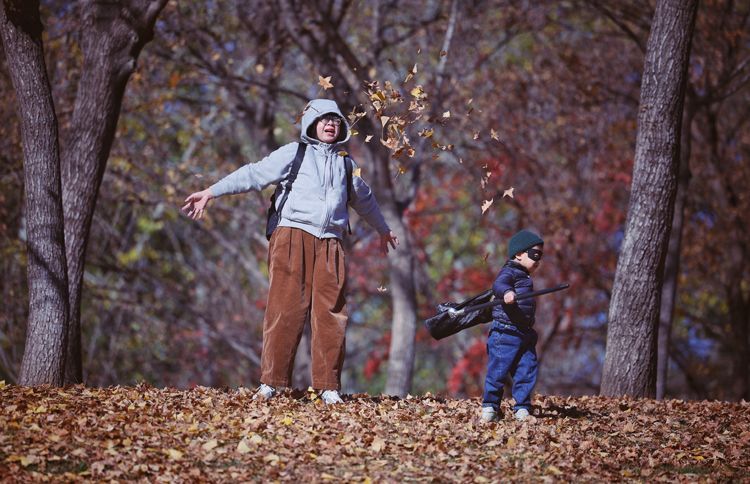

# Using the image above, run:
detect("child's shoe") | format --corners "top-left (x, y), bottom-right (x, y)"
top-left (480, 406), bottom-right (499, 422)
top-left (321, 390), bottom-right (343, 404)
top-left (252, 383), bottom-right (277, 401)
top-left (514, 408), bottom-right (530, 421)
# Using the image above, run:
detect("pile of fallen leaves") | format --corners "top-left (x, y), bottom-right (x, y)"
top-left (1, 382), bottom-right (748, 481)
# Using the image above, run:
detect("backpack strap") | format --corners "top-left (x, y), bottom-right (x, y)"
top-left (274, 142), bottom-right (307, 219)
top-left (344, 156), bottom-right (354, 235)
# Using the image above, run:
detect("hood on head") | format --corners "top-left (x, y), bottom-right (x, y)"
top-left (300, 98), bottom-right (350, 145)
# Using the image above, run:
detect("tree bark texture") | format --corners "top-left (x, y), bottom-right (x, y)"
top-left (600, 0), bottom-right (698, 398)
top-left (0, 0), bottom-right (69, 385)
top-left (61, 0), bottom-right (167, 384)
top-left (382, 209), bottom-right (418, 397)
top-left (656, 101), bottom-right (694, 400)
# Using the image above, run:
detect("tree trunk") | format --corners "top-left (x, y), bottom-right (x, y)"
top-left (383, 209), bottom-right (418, 397)
top-left (656, 101), bottom-right (694, 400)
top-left (726, 271), bottom-right (750, 400)
top-left (0, 0), bottom-right (69, 386)
top-left (600, 0), bottom-right (698, 398)
top-left (61, 0), bottom-right (167, 384)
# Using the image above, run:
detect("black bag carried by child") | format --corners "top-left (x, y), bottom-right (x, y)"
top-left (424, 283), bottom-right (570, 340)
top-left (265, 142), bottom-right (355, 240)
top-left (423, 290), bottom-right (495, 340)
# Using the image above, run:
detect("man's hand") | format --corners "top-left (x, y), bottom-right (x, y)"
top-left (380, 231), bottom-right (399, 255)
top-left (503, 291), bottom-right (516, 304)
top-left (181, 189), bottom-right (214, 220)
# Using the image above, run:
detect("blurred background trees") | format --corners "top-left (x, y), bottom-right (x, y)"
top-left (0, 0), bottom-right (747, 401)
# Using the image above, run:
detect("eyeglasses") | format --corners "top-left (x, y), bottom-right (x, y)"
top-left (318, 115), bottom-right (342, 126)
top-left (526, 248), bottom-right (543, 261)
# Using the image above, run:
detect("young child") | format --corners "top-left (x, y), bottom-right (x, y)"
top-left (481, 229), bottom-right (544, 422)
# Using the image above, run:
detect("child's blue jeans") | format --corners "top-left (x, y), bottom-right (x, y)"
top-left (482, 323), bottom-right (538, 412)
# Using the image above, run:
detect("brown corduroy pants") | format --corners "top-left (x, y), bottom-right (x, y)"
top-left (260, 227), bottom-right (348, 390)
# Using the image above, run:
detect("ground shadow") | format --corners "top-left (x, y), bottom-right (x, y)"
top-left (534, 403), bottom-right (600, 419)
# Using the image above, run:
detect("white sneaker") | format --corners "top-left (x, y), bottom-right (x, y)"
top-left (321, 390), bottom-right (343, 404)
top-left (480, 406), bottom-right (499, 422)
top-left (514, 408), bottom-right (530, 421)
top-left (252, 383), bottom-right (277, 401)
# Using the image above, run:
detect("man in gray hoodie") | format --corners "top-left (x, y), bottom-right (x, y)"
top-left (183, 99), bottom-right (398, 404)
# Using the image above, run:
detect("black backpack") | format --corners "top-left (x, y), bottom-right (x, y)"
top-left (265, 142), bottom-right (354, 240)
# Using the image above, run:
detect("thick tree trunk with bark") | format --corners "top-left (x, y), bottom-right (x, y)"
top-left (61, 0), bottom-right (167, 384)
top-left (656, 101), bottom-right (694, 400)
top-left (382, 209), bottom-right (418, 397)
top-left (727, 281), bottom-right (750, 401)
top-left (0, 0), bottom-right (69, 385)
top-left (601, 0), bottom-right (698, 398)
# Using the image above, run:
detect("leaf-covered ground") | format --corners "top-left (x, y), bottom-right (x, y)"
top-left (1, 383), bottom-right (748, 482)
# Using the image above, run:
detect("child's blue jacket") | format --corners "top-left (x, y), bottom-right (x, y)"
top-left (491, 261), bottom-right (535, 328)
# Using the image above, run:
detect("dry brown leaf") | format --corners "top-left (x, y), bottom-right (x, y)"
top-left (318, 75), bottom-right (333, 90)
top-left (481, 199), bottom-right (494, 215)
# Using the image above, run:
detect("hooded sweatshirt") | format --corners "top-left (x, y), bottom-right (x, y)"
top-left (209, 99), bottom-right (390, 239)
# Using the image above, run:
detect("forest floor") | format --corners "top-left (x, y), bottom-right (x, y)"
top-left (1, 382), bottom-right (748, 482)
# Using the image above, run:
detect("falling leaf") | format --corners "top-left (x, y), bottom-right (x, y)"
top-left (440, 50), bottom-right (448, 57)
top-left (418, 128), bottom-right (434, 138)
top-left (365, 135), bottom-right (373, 143)
top-left (318, 75), bottom-right (334, 90)
top-left (350, 129), bottom-right (359, 136)
top-left (380, 116), bottom-right (390, 127)
top-left (377, 285), bottom-right (388, 293)
top-left (404, 64), bottom-right (418, 83)
top-left (410, 85), bottom-right (426, 99)
top-left (503, 187), bottom-right (514, 198)
top-left (481, 199), bottom-right (494, 215)
top-left (490, 129), bottom-right (500, 141)
top-left (473, 132), bottom-right (480, 140)
top-left (353, 167), bottom-right (362, 177)
top-left (255, 64), bottom-right (265, 74)
top-left (338, 151), bottom-right (349, 157)
top-left (442, 111), bottom-right (451, 118)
